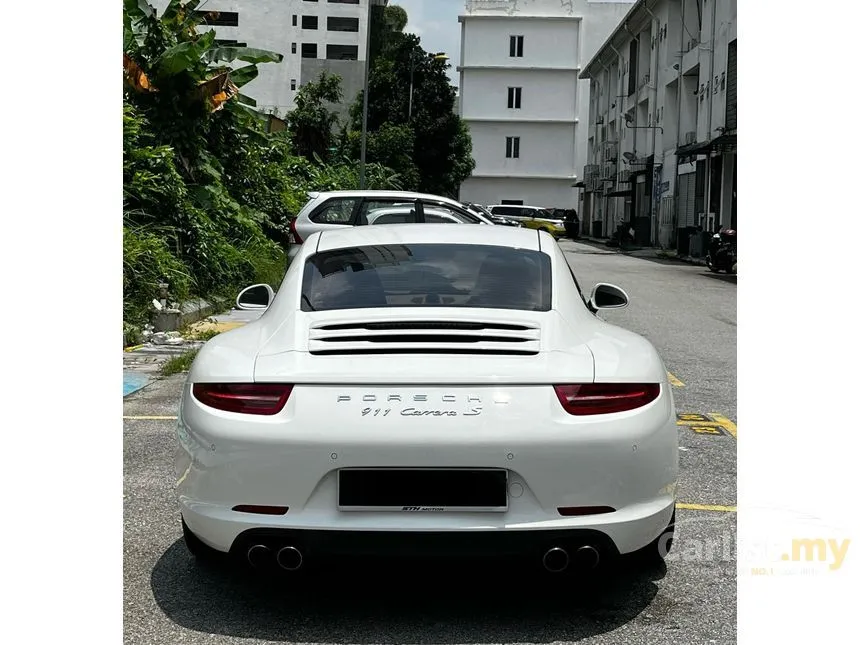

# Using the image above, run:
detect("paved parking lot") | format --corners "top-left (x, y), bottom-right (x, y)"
top-left (124, 240), bottom-right (736, 644)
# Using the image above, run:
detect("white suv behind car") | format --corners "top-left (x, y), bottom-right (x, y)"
top-left (287, 190), bottom-right (494, 260)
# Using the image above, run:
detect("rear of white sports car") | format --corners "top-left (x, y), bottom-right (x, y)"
top-left (175, 226), bottom-right (678, 575)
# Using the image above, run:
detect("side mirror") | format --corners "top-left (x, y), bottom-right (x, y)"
top-left (589, 283), bottom-right (629, 310)
top-left (236, 284), bottom-right (275, 310)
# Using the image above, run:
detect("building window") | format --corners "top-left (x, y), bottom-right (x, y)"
top-left (302, 15), bottom-right (319, 29)
top-left (505, 136), bottom-right (520, 159)
top-left (291, 79), bottom-right (297, 91)
top-left (327, 16), bottom-right (360, 32)
top-left (304, 0), bottom-right (318, 2)
top-left (214, 39), bottom-right (248, 47)
top-left (328, 0), bottom-right (359, 4)
top-left (509, 35), bottom-right (524, 57)
top-left (291, 42), bottom-right (297, 54)
top-left (627, 39), bottom-right (638, 96)
top-left (292, 15), bottom-right (297, 26)
top-left (194, 10), bottom-right (239, 27)
top-left (327, 44), bottom-right (359, 60)
top-left (301, 43), bottom-right (318, 58)
top-left (507, 87), bottom-right (522, 109)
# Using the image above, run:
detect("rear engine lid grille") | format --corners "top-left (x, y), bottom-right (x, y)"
top-left (308, 320), bottom-right (541, 356)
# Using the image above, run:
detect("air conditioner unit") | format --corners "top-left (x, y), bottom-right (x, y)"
top-left (602, 142), bottom-right (618, 162)
top-left (685, 131), bottom-right (696, 145)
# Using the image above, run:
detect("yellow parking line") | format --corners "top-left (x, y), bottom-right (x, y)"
top-left (667, 371), bottom-right (685, 387)
top-left (708, 412), bottom-right (737, 438)
top-left (677, 502), bottom-right (737, 512)
top-left (123, 415), bottom-right (178, 420)
top-left (124, 344), bottom-right (144, 352)
top-left (676, 419), bottom-right (723, 427)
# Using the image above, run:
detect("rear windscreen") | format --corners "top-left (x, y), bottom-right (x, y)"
top-left (301, 244), bottom-right (552, 311)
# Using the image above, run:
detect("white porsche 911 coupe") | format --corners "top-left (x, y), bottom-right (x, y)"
top-left (175, 224), bottom-right (678, 575)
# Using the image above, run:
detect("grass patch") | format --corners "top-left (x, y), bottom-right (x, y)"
top-left (160, 349), bottom-right (200, 376)
top-left (191, 328), bottom-right (222, 342)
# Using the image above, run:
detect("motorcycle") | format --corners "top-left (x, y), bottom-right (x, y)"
top-left (705, 228), bottom-right (737, 274)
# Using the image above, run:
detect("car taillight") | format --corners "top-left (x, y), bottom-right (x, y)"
top-left (553, 383), bottom-right (660, 415)
top-left (192, 383), bottom-right (293, 415)
top-left (289, 218), bottom-right (302, 244)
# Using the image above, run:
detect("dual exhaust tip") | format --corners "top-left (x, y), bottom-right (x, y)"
top-left (542, 545), bottom-right (600, 573)
top-left (247, 543), bottom-right (597, 573)
top-left (247, 544), bottom-right (303, 571)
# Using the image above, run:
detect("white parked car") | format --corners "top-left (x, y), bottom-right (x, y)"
top-left (366, 205), bottom-right (479, 225)
top-left (176, 225), bottom-right (678, 576)
top-left (287, 190), bottom-right (495, 261)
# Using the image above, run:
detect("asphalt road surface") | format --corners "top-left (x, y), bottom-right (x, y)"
top-left (123, 240), bottom-right (737, 645)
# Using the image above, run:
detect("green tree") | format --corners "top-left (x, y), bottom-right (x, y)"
top-left (384, 4), bottom-right (408, 32)
top-left (350, 21), bottom-right (475, 197)
top-left (287, 71), bottom-right (344, 161)
top-left (121, 0), bottom-right (404, 333)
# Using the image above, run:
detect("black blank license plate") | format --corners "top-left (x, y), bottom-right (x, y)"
top-left (337, 468), bottom-right (508, 511)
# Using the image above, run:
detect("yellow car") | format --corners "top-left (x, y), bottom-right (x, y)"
top-left (487, 205), bottom-right (567, 238)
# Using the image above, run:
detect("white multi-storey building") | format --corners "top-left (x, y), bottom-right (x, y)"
top-left (456, 0), bottom-right (635, 209)
top-left (579, 0), bottom-right (736, 250)
top-left (149, 0), bottom-right (381, 119)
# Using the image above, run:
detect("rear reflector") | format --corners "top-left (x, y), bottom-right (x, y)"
top-left (232, 505), bottom-right (289, 515)
top-left (289, 218), bottom-right (302, 244)
top-left (192, 383), bottom-right (293, 415)
top-left (557, 506), bottom-right (616, 516)
top-left (553, 383), bottom-right (660, 415)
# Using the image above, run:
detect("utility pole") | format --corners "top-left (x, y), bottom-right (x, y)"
top-left (359, 0), bottom-right (379, 190)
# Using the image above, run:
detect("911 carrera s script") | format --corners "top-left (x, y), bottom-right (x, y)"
top-left (359, 406), bottom-right (483, 417)
top-left (339, 393), bottom-right (483, 417)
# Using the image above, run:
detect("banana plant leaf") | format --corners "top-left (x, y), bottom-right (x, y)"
top-left (203, 47), bottom-right (283, 65)
top-left (154, 30), bottom-right (216, 77)
top-left (123, 54), bottom-right (157, 92)
top-left (229, 64), bottom-right (259, 88)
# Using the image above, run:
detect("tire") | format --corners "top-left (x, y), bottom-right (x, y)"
top-left (630, 506), bottom-right (675, 565)
top-left (706, 255), bottom-right (720, 273)
top-left (182, 516), bottom-right (223, 563)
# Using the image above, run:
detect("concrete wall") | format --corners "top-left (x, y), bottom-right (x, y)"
top-left (468, 121), bottom-right (577, 177)
top-left (461, 18), bottom-right (581, 68)
top-left (460, 69), bottom-right (579, 121)
top-left (460, 177), bottom-right (577, 209)
top-left (300, 58), bottom-right (364, 125)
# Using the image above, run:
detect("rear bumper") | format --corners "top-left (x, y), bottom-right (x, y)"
top-left (228, 526), bottom-right (623, 561)
top-left (181, 495), bottom-right (675, 557)
top-left (176, 382), bottom-right (678, 557)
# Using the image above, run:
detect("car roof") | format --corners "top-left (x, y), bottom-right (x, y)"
top-left (315, 223), bottom-right (542, 252)
top-left (489, 204), bottom-right (546, 210)
top-left (308, 190), bottom-right (462, 204)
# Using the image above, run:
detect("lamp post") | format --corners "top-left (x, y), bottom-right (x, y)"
top-left (359, 0), bottom-right (386, 190)
top-left (408, 51), bottom-right (448, 120)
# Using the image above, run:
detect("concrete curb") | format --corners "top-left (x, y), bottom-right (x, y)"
top-left (568, 236), bottom-right (713, 267)
top-left (179, 298), bottom-right (220, 327)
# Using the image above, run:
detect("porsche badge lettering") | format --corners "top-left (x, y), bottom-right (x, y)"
top-left (336, 394), bottom-right (483, 417)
